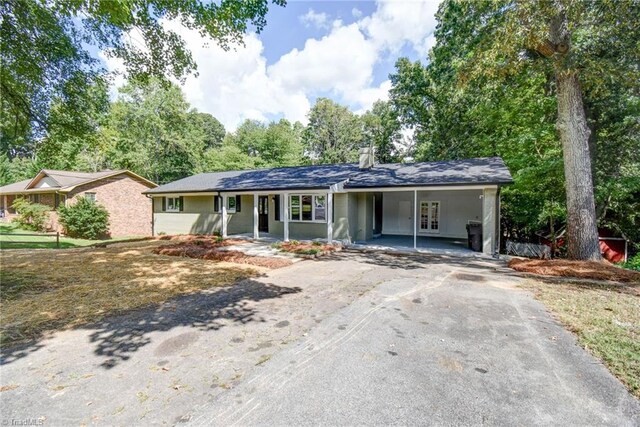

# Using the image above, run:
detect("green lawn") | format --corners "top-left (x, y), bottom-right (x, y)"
top-left (523, 279), bottom-right (640, 399)
top-left (0, 223), bottom-right (142, 249)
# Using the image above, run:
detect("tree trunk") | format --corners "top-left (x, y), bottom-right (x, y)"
top-left (555, 71), bottom-right (601, 260)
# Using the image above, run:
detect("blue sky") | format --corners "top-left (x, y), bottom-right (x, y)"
top-left (102, 0), bottom-right (441, 130)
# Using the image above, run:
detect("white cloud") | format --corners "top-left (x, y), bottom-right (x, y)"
top-left (353, 80), bottom-right (392, 115)
top-left (299, 9), bottom-right (330, 29)
top-left (352, 8), bottom-right (363, 18)
top-left (359, 0), bottom-right (440, 54)
top-left (268, 23), bottom-right (378, 104)
top-left (102, 1), bottom-right (441, 130)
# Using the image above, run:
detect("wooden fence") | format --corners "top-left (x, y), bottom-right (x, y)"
top-left (0, 232), bottom-right (60, 248)
top-left (506, 240), bottom-right (551, 259)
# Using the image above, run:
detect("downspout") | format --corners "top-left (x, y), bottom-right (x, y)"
top-left (145, 194), bottom-right (154, 237)
top-left (495, 187), bottom-right (501, 258)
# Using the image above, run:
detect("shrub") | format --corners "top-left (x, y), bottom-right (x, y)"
top-left (619, 254), bottom-right (640, 272)
top-left (58, 197), bottom-right (110, 239)
top-left (11, 198), bottom-right (50, 232)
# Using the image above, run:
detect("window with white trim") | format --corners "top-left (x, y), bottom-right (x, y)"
top-left (166, 197), bottom-right (181, 212)
top-left (85, 192), bottom-right (96, 203)
top-left (420, 201), bottom-right (440, 232)
top-left (289, 194), bottom-right (326, 222)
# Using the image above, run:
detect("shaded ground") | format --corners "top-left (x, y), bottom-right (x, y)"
top-left (509, 258), bottom-right (640, 283)
top-left (2, 251), bottom-right (638, 425)
top-left (0, 252), bottom-right (384, 425)
top-left (523, 278), bottom-right (640, 399)
top-left (0, 240), bottom-right (257, 349)
top-left (0, 222), bottom-right (143, 249)
top-left (185, 253), bottom-right (639, 426)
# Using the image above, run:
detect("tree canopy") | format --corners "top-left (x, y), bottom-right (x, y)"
top-left (389, 0), bottom-right (640, 255)
top-left (1, 0), bottom-right (285, 152)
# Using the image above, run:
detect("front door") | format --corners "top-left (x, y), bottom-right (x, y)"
top-left (258, 196), bottom-right (269, 232)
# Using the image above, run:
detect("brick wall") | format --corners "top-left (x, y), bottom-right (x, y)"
top-left (1, 193), bottom-right (60, 231)
top-left (68, 174), bottom-right (154, 236)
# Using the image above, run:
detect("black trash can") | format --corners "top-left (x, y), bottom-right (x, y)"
top-left (466, 223), bottom-right (483, 252)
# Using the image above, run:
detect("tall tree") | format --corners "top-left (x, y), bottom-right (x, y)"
top-left (463, 0), bottom-right (639, 259)
top-left (216, 118), bottom-right (304, 169)
top-left (1, 0), bottom-right (284, 155)
top-left (188, 112), bottom-right (226, 150)
top-left (391, 0), bottom-right (640, 259)
top-left (303, 98), bottom-right (363, 164)
top-left (362, 100), bottom-right (404, 163)
top-left (106, 80), bottom-right (209, 184)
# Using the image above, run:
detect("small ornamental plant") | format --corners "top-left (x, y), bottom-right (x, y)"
top-left (11, 198), bottom-right (50, 232)
top-left (58, 196), bottom-right (110, 239)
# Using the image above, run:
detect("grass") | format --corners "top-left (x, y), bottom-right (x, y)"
top-left (0, 240), bottom-right (257, 346)
top-left (523, 279), bottom-right (639, 399)
top-left (0, 223), bottom-right (142, 249)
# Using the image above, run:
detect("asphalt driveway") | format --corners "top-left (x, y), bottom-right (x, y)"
top-left (2, 251), bottom-right (639, 426)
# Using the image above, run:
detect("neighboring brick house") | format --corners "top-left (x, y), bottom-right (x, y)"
top-left (0, 170), bottom-right (157, 236)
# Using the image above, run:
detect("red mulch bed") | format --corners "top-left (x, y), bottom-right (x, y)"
top-left (277, 241), bottom-right (337, 255)
top-left (153, 238), bottom-right (292, 269)
top-left (508, 258), bottom-right (640, 284)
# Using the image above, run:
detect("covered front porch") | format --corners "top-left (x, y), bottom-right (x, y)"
top-left (351, 234), bottom-right (479, 257)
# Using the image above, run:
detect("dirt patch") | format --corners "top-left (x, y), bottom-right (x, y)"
top-left (153, 240), bottom-right (293, 269)
top-left (0, 240), bottom-right (256, 346)
top-left (509, 258), bottom-right (640, 284)
top-left (275, 241), bottom-right (338, 256)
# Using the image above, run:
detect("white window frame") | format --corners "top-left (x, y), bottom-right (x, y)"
top-left (84, 192), bottom-right (97, 203)
top-left (419, 200), bottom-right (440, 233)
top-left (166, 197), bottom-right (181, 212)
top-left (288, 194), bottom-right (327, 223)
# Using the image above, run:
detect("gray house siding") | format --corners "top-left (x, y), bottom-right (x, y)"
top-left (153, 195), bottom-right (221, 235)
top-left (152, 193), bottom-right (351, 240)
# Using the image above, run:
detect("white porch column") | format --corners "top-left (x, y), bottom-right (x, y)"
top-left (283, 192), bottom-right (290, 242)
top-left (253, 193), bottom-right (259, 239)
top-left (482, 188), bottom-right (498, 255)
top-left (2, 195), bottom-right (6, 217)
top-left (221, 195), bottom-right (228, 238)
top-left (327, 193), bottom-right (333, 244)
top-left (413, 190), bottom-right (418, 249)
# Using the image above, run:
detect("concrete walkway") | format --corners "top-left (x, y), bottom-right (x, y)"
top-left (2, 252), bottom-right (638, 426)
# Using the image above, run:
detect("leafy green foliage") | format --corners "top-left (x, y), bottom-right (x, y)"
top-left (10, 198), bottom-right (50, 232)
top-left (303, 98), bottom-right (363, 164)
top-left (1, 0), bottom-right (284, 159)
top-left (619, 254), bottom-right (640, 272)
top-left (58, 197), bottom-right (110, 240)
top-left (201, 118), bottom-right (305, 172)
top-left (361, 101), bottom-right (405, 163)
top-left (389, 0), bottom-right (640, 251)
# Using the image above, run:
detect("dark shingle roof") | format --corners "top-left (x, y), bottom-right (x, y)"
top-left (145, 157), bottom-right (512, 194)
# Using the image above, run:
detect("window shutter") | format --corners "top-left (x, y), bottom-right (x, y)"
top-left (162, 197), bottom-right (166, 212)
top-left (274, 195), bottom-right (280, 221)
top-left (214, 196), bottom-right (220, 213)
top-left (235, 195), bottom-right (241, 212)
top-left (332, 200), bottom-right (335, 223)
top-left (179, 196), bottom-right (184, 212)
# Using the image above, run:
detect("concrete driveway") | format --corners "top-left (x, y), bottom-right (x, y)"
top-left (2, 251), bottom-right (639, 426)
